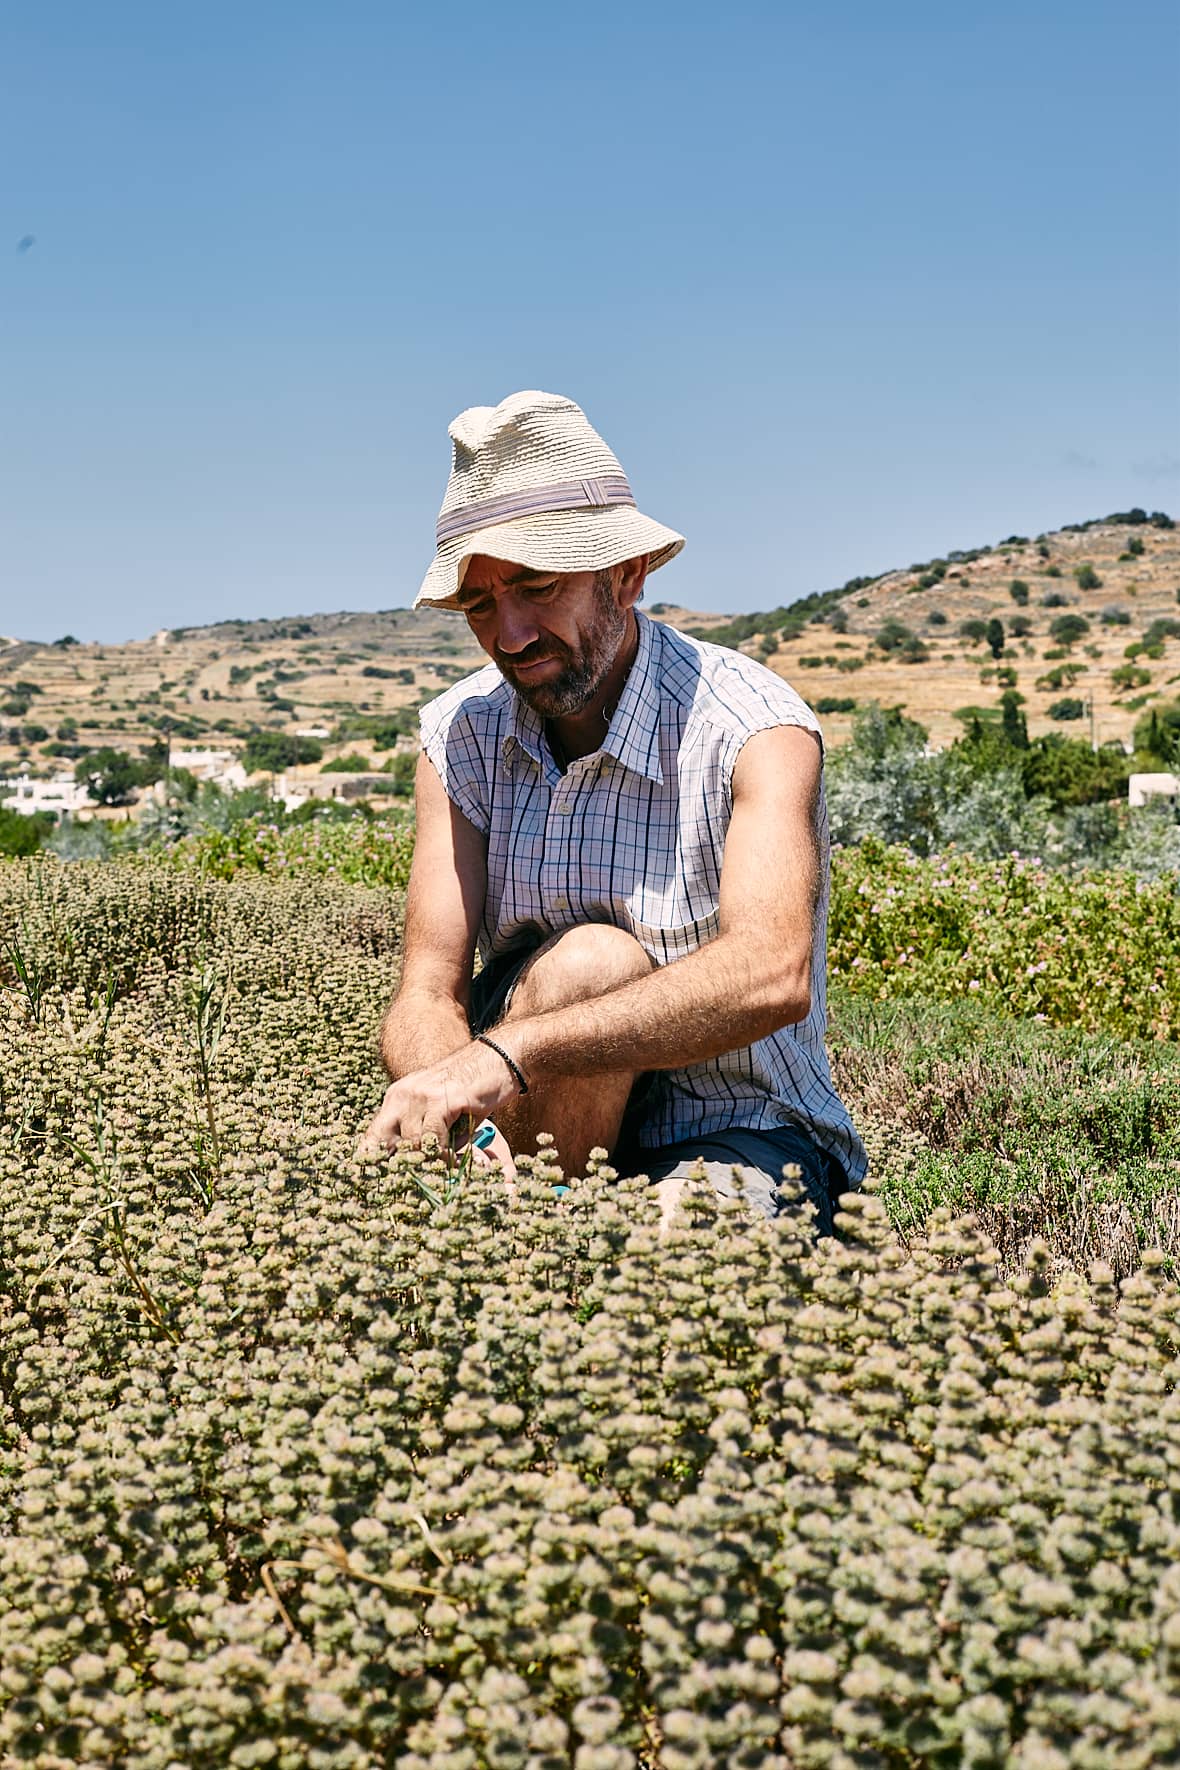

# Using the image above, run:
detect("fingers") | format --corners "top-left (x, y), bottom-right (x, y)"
top-left (478, 1125), bottom-right (517, 1180)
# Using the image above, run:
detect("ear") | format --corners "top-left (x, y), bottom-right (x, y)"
top-left (614, 554), bottom-right (650, 611)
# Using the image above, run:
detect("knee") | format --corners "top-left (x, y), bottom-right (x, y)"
top-left (509, 923), bottom-right (653, 1015)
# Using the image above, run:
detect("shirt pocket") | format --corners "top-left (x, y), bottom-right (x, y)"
top-left (621, 902), bottom-right (721, 966)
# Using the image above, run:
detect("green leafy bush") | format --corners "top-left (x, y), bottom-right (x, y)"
top-left (1101, 606), bottom-right (1131, 626)
top-left (0, 806), bottom-right (53, 856)
top-left (1036, 664), bottom-right (1083, 691)
top-left (1134, 700), bottom-right (1180, 765)
top-left (73, 748), bottom-right (143, 806)
top-left (1048, 697), bottom-right (1086, 722)
top-left (1008, 579), bottom-right (1030, 605)
top-left (321, 752), bottom-right (374, 773)
top-left (1049, 615), bottom-right (1091, 649)
top-left (1, 861), bottom-right (1180, 1767)
top-left (241, 731), bottom-right (324, 772)
top-left (958, 619), bottom-right (988, 644)
top-left (831, 839), bottom-right (1180, 1038)
top-left (1074, 564), bottom-right (1102, 590)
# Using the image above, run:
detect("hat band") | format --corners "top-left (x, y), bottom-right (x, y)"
top-left (436, 473), bottom-right (635, 549)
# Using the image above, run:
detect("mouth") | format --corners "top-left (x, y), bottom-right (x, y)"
top-left (507, 654), bottom-right (559, 676)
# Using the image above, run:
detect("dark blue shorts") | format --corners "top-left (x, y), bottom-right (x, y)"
top-left (469, 939), bottom-right (846, 1235)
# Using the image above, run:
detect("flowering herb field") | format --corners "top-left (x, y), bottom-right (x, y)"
top-left (2, 859), bottom-right (1180, 1767)
top-left (147, 814), bottom-right (1180, 1042)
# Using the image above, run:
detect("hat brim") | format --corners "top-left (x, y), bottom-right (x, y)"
top-left (413, 505), bottom-right (685, 609)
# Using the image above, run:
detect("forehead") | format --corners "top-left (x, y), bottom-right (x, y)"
top-left (457, 558), bottom-right (560, 601)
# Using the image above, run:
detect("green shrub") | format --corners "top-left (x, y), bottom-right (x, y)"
top-left (241, 731), bottom-right (324, 772)
top-left (1043, 563), bottom-right (1062, 577)
top-left (815, 695), bottom-right (857, 714)
top-left (1112, 663), bottom-right (1152, 691)
top-left (321, 752), bottom-right (373, 773)
top-left (1008, 614), bottom-right (1033, 637)
top-left (1048, 696), bottom-right (1086, 721)
top-left (926, 609), bottom-right (948, 626)
top-left (1075, 563), bottom-right (1102, 590)
top-left (1040, 589), bottom-right (1070, 608)
top-left (1134, 700), bottom-right (1180, 765)
top-left (959, 618), bottom-right (988, 644)
top-left (1049, 614), bottom-right (1091, 648)
top-left (73, 748), bottom-right (142, 806)
top-left (1009, 579), bottom-right (1030, 604)
top-left (985, 617), bottom-right (1005, 658)
top-left (874, 618), bottom-right (916, 652)
top-left (831, 838), bottom-right (1179, 1037)
top-left (1102, 606), bottom-right (1131, 626)
top-left (0, 806), bottom-right (52, 855)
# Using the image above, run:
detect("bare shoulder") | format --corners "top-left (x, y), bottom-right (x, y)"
top-left (731, 723), bottom-right (823, 807)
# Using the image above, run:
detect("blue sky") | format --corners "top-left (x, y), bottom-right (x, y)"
top-left (2, 0), bottom-right (1177, 643)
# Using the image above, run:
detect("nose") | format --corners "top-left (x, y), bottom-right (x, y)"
top-left (494, 592), bottom-right (542, 655)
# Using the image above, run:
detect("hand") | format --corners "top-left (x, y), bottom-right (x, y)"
top-left (360, 1038), bottom-right (520, 1159)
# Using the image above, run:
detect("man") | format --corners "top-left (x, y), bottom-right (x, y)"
top-left (366, 390), bottom-right (867, 1232)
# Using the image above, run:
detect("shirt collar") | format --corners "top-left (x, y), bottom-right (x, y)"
top-left (500, 609), bottom-right (665, 784)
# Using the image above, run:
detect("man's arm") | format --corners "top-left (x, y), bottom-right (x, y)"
top-left (365, 723), bottom-right (824, 1149)
top-left (377, 751), bottom-right (487, 1080)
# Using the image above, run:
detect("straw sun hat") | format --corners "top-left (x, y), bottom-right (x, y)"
top-left (414, 389), bottom-right (685, 608)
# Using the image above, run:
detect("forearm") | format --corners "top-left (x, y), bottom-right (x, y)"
top-left (379, 987), bottom-right (471, 1080)
top-left (503, 933), bottom-right (811, 1083)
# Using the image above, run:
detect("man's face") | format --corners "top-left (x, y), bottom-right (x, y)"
top-left (456, 559), bottom-right (635, 718)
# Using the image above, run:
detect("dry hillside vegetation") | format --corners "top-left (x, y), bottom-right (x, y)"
top-left (758, 520), bottom-right (1180, 751)
top-left (0, 608), bottom-right (484, 780)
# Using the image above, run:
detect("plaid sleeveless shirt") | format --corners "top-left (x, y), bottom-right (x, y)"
top-left (419, 611), bottom-right (867, 1185)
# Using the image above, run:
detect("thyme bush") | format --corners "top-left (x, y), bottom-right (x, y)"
top-left (1, 862), bottom-right (1180, 1766)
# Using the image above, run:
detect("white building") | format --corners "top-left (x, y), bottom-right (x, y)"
top-left (169, 748), bottom-right (249, 790)
top-left (1129, 772), bottom-right (1179, 808)
top-left (1, 773), bottom-right (95, 816)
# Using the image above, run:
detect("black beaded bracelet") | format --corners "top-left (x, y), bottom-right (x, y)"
top-left (475, 1033), bottom-right (529, 1096)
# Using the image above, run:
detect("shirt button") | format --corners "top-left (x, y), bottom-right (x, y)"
top-left (552, 897), bottom-right (568, 912)
top-left (554, 802), bottom-right (572, 816)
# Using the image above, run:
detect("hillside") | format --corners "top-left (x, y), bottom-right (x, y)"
top-left (1, 511), bottom-right (1175, 781)
top-left (719, 510), bottom-right (1178, 752)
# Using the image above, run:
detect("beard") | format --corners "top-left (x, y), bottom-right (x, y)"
top-left (495, 573), bottom-right (628, 718)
